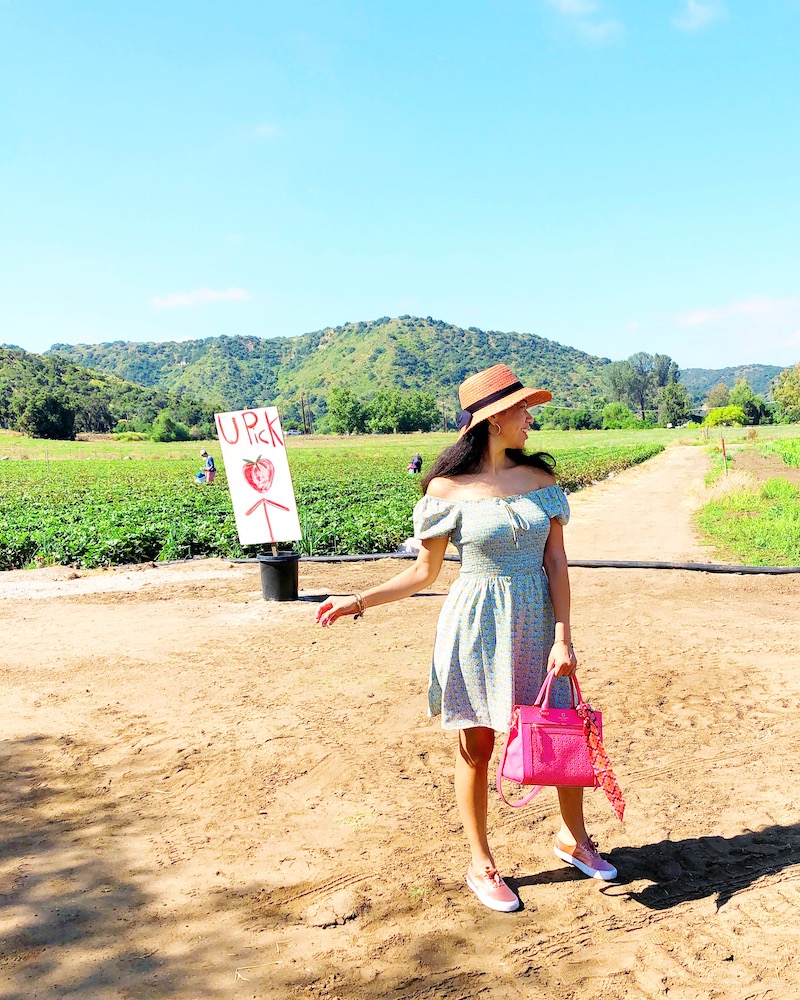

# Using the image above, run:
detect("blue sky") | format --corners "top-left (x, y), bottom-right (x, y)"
top-left (1, 0), bottom-right (798, 369)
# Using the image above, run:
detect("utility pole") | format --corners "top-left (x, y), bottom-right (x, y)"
top-left (300, 393), bottom-right (314, 435)
top-left (299, 394), bottom-right (309, 435)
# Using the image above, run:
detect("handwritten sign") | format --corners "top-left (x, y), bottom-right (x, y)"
top-left (214, 407), bottom-right (302, 546)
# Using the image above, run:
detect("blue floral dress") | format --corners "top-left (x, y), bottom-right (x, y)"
top-left (412, 485), bottom-right (571, 731)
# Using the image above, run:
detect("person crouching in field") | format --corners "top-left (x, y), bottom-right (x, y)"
top-left (200, 450), bottom-right (216, 484)
top-left (315, 363), bottom-right (616, 913)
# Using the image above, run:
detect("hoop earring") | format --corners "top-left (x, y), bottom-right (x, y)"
top-left (489, 421), bottom-right (501, 436)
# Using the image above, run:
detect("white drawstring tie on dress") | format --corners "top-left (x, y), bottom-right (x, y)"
top-left (500, 499), bottom-right (531, 548)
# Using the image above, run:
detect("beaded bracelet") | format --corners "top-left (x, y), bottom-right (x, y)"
top-left (353, 593), bottom-right (367, 620)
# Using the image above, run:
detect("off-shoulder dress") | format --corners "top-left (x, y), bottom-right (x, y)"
top-left (412, 485), bottom-right (572, 731)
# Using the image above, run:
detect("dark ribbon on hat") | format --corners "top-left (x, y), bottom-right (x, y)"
top-left (456, 379), bottom-right (525, 431)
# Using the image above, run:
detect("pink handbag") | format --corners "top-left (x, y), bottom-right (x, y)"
top-left (496, 670), bottom-right (625, 822)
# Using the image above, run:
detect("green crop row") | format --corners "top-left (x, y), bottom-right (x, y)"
top-left (0, 442), bottom-right (664, 569)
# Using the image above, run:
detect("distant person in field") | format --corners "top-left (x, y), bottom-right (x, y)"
top-left (316, 363), bottom-right (614, 914)
top-left (407, 453), bottom-right (423, 474)
top-left (200, 450), bottom-right (216, 485)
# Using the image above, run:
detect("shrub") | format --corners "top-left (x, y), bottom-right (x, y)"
top-left (151, 412), bottom-right (191, 442)
top-left (704, 406), bottom-right (747, 428)
top-left (601, 402), bottom-right (638, 430)
top-left (12, 391), bottom-right (76, 440)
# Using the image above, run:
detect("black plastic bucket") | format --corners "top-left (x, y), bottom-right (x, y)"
top-left (256, 552), bottom-right (300, 601)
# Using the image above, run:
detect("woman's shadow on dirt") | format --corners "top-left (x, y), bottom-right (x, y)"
top-left (509, 823), bottom-right (800, 911)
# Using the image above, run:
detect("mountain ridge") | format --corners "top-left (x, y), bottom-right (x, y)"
top-left (45, 316), bottom-right (789, 421)
top-left (48, 316), bottom-right (612, 423)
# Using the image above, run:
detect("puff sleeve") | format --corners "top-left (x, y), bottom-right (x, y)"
top-left (412, 495), bottom-right (461, 540)
top-left (536, 485), bottom-right (570, 526)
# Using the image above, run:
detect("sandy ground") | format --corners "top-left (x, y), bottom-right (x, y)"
top-left (1, 445), bottom-right (799, 1000)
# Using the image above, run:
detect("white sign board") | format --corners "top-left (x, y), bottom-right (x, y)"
top-left (214, 407), bottom-right (302, 546)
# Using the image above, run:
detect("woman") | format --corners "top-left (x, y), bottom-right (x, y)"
top-left (315, 363), bottom-right (616, 913)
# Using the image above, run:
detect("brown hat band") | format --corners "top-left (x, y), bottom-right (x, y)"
top-left (456, 379), bottom-right (524, 431)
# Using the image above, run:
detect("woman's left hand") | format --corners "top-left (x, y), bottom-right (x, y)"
top-left (548, 639), bottom-right (578, 677)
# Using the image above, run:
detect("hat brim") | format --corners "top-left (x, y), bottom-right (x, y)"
top-left (458, 387), bottom-right (552, 438)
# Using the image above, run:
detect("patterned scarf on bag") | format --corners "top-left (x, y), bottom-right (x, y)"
top-left (577, 702), bottom-right (626, 823)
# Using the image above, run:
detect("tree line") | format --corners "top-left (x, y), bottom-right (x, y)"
top-left (318, 352), bottom-right (799, 435)
top-left (547, 352), bottom-right (789, 430)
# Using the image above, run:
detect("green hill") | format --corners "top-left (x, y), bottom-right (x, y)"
top-left (679, 364), bottom-right (785, 402)
top-left (42, 318), bottom-right (794, 427)
top-left (0, 346), bottom-right (216, 438)
top-left (48, 316), bottom-right (612, 424)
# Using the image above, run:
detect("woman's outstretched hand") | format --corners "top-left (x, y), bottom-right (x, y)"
top-left (315, 595), bottom-right (360, 628)
top-left (548, 639), bottom-right (578, 677)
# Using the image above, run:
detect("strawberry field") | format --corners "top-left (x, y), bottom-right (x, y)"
top-left (0, 439), bottom-right (665, 569)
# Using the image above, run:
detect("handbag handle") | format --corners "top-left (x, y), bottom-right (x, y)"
top-left (534, 668), bottom-right (583, 710)
top-left (496, 726), bottom-right (543, 808)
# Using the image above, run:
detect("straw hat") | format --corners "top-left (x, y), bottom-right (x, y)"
top-left (456, 364), bottom-right (551, 437)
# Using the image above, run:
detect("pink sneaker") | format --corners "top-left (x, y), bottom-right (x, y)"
top-left (465, 865), bottom-right (520, 912)
top-left (554, 836), bottom-right (617, 881)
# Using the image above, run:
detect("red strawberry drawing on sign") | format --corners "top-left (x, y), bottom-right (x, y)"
top-left (242, 456), bottom-right (275, 493)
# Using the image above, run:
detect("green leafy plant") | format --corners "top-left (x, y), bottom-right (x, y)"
top-left (0, 436), bottom-right (665, 569)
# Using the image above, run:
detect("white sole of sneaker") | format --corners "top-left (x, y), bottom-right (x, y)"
top-left (554, 846), bottom-right (617, 881)
top-left (465, 871), bottom-right (521, 912)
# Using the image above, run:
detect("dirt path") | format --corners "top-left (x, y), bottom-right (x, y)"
top-left (566, 444), bottom-right (711, 562)
top-left (1, 446), bottom-right (799, 999)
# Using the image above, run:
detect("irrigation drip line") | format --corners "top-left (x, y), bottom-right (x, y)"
top-left (566, 559), bottom-right (800, 575)
top-left (222, 554), bottom-right (800, 575)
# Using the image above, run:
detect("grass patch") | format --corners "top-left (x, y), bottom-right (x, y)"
top-left (696, 477), bottom-right (800, 565)
top-left (704, 445), bottom-right (734, 486)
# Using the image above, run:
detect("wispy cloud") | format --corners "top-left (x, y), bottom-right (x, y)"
top-left (545, 0), bottom-right (597, 14)
top-left (151, 287), bottom-right (251, 309)
top-left (252, 123), bottom-right (280, 139)
top-left (576, 18), bottom-right (625, 44)
top-left (675, 296), bottom-right (800, 327)
top-left (672, 1), bottom-right (726, 33)
top-left (543, 0), bottom-right (625, 46)
top-left (671, 296), bottom-right (800, 365)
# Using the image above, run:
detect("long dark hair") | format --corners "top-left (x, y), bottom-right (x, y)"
top-left (421, 420), bottom-right (556, 495)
